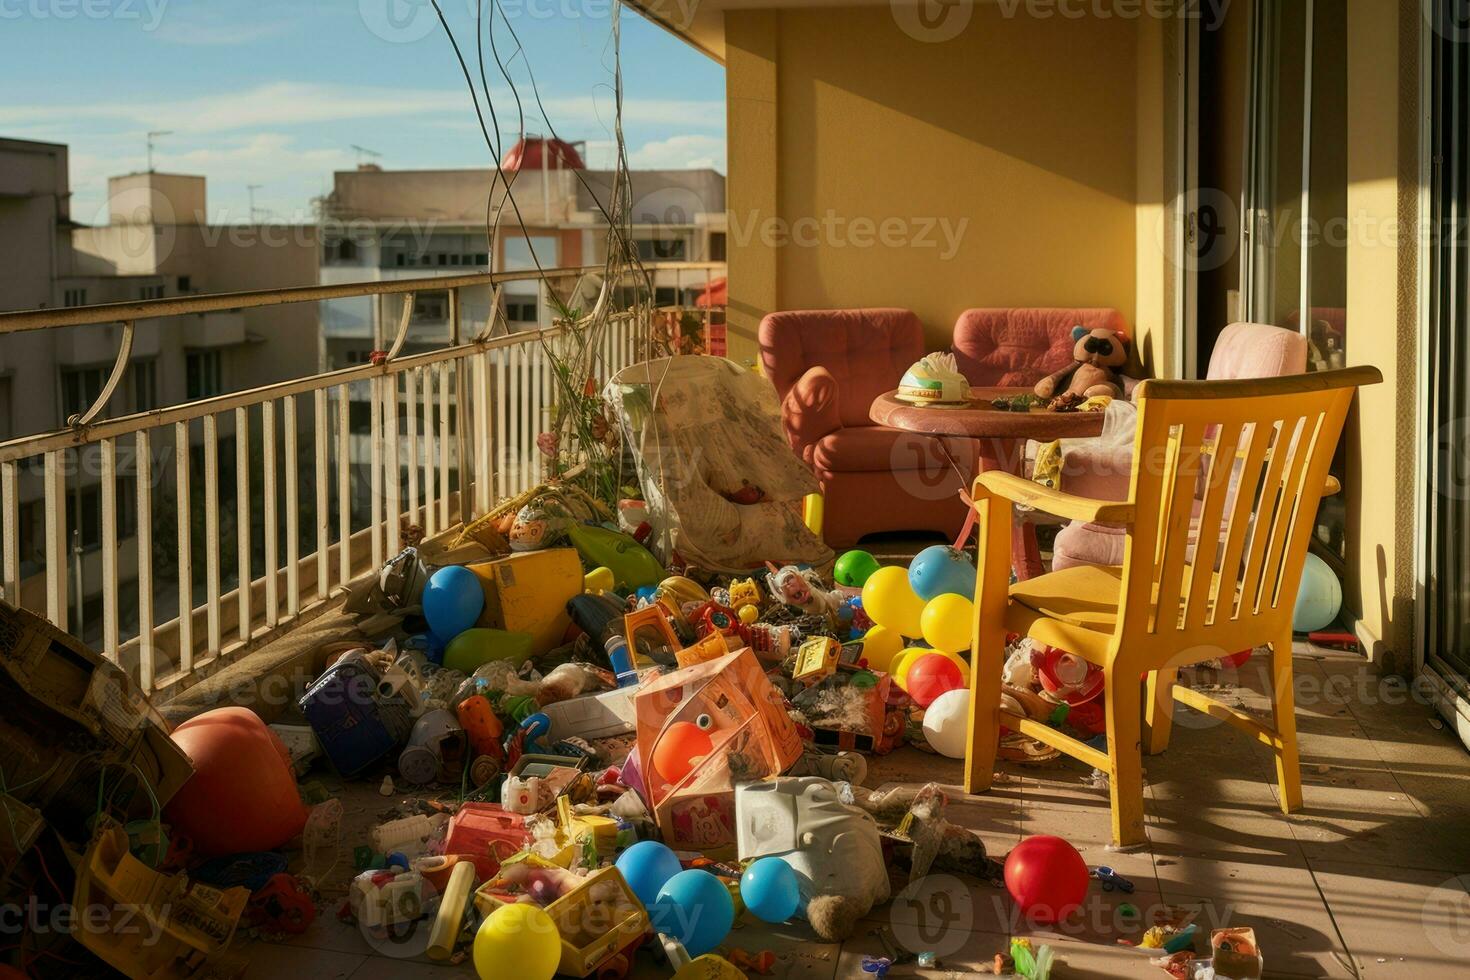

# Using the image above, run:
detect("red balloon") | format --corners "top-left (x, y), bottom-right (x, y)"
top-left (165, 707), bottom-right (309, 857)
top-left (907, 654), bottom-right (964, 708)
top-left (1003, 835), bottom-right (1090, 924)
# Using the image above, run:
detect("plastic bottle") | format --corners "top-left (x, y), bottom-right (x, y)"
top-left (605, 635), bottom-right (639, 688)
top-left (370, 813), bottom-right (448, 858)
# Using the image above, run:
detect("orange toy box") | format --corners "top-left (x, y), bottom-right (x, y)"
top-left (634, 648), bottom-right (802, 858)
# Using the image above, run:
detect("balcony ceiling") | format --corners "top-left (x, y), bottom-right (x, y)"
top-left (626, 0), bottom-right (900, 62)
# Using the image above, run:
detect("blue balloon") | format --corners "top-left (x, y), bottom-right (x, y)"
top-left (654, 869), bottom-right (735, 958)
top-left (1293, 553), bottom-right (1342, 632)
top-left (615, 840), bottom-right (683, 907)
top-left (739, 857), bottom-right (801, 924)
top-left (908, 546), bottom-right (977, 602)
top-left (422, 565), bottom-right (484, 639)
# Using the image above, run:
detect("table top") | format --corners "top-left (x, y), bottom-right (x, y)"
top-left (870, 387), bottom-right (1107, 440)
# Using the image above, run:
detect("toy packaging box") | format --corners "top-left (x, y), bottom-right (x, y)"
top-left (467, 548), bottom-right (582, 655)
top-left (805, 670), bottom-right (904, 755)
top-left (634, 648), bottom-right (802, 858)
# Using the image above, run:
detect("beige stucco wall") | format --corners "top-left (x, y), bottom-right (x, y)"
top-left (724, 6), bottom-right (1151, 362)
top-left (1342, 0), bottom-right (1420, 672)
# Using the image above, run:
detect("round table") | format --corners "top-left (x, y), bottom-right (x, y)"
top-left (870, 387), bottom-right (1105, 579)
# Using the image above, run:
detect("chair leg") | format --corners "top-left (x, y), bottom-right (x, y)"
top-left (963, 620), bottom-right (1004, 794)
top-left (1145, 667), bottom-right (1179, 755)
top-left (1104, 665), bottom-right (1147, 847)
top-left (1270, 630), bottom-right (1304, 813)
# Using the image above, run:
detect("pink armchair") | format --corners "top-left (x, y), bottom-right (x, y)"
top-left (1052, 321), bottom-right (1310, 569)
top-left (759, 309), bottom-right (966, 548)
top-left (951, 307), bottom-right (1131, 387)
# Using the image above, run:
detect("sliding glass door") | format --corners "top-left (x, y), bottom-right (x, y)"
top-left (1242, 0), bottom-right (1350, 563)
top-left (1425, 0), bottom-right (1470, 685)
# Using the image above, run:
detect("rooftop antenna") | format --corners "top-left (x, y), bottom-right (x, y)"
top-left (146, 130), bottom-right (173, 172)
top-left (350, 144), bottom-right (382, 168)
top-left (247, 184), bottom-right (264, 223)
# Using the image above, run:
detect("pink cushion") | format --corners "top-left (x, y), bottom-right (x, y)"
top-left (951, 308), bottom-right (1129, 387)
top-left (813, 426), bottom-right (950, 474)
top-left (1206, 322), bottom-right (1308, 381)
top-left (760, 309), bottom-right (925, 429)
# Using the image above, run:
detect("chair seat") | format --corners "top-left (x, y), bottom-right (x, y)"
top-left (1011, 564), bottom-right (1123, 629)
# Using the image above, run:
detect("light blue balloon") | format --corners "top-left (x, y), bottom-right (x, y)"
top-left (739, 857), bottom-right (801, 923)
top-left (1293, 553), bottom-right (1342, 632)
top-left (421, 565), bottom-right (484, 639)
top-left (615, 840), bottom-right (683, 907)
top-left (908, 545), bottom-right (977, 601)
top-left (653, 869), bottom-right (734, 958)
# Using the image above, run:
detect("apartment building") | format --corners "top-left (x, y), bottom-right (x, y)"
top-left (317, 137), bottom-right (726, 370)
top-left (0, 137), bottom-right (318, 643)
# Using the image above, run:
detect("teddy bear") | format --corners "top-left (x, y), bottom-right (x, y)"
top-left (1034, 325), bottom-right (1130, 402)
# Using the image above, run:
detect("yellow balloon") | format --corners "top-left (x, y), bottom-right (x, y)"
top-left (891, 647), bottom-right (927, 691)
top-left (474, 903), bottom-right (561, 980)
top-left (861, 625), bottom-right (904, 672)
top-left (861, 566), bottom-right (926, 638)
top-left (585, 566), bottom-right (616, 593)
top-left (921, 593), bottom-right (975, 654)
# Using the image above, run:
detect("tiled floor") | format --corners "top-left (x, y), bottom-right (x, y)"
top-left (246, 645), bottom-right (1470, 978)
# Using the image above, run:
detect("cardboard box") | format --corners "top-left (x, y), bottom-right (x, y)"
top-left (635, 648), bottom-right (802, 858)
top-left (468, 549), bottom-right (582, 655)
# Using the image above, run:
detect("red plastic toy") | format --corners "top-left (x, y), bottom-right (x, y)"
top-left (1003, 835), bottom-right (1090, 924)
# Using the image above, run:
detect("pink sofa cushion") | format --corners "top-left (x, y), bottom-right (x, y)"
top-left (951, 308), bottom-right (1129, 387)
top-left (760, 309), bottom-right (925, 429)
top-left (812, 426), bottom-right (952, 474)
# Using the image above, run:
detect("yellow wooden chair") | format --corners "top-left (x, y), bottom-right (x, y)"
top-left (962, 367), bottom-right (1381, 846)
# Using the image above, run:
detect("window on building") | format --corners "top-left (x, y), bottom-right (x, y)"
top-left (139, 284), bottom-right (165, 301)
top-left (60, 365), bottom-right (108, 421)
top-left (654, 287), bottom-right (678, 307)
top-left (709, 233), bottom-right (726, 262)
top-left (502, 235), bottom-right (558, 271)
top-left (475, 253), bottom-right (488, 266)
top-left (177, 275), bottom-right (192, 292)
top-left (636, 237), bottom-right (688, 262)
top-left (132, 361), bottom-right (158, 413)
top-left (505, 298), bottom-right (538, 323)
top-left (0, 377), bottom-right (11, 440)
top-left (185, 351), bottom-right (224, 400)
top-left (64, 288), bottom-right (87, 307)
top-left (66, 477), bottom-right (138, 551)
top-left (413, 292), bottom-right (449, 321)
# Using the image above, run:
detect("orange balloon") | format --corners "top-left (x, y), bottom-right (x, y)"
top-left (653, 721), bottom-right (714, 784)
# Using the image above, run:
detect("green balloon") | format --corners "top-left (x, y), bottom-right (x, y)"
top-left (834, 550), bottom-right (882, 588)
top-left (443, 628), bottom-right (534, 673)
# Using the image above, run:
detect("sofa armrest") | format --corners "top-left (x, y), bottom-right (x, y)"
top-left (781, 366), bottom-right (844, 456)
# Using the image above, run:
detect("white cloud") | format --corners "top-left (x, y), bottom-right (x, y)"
top-left (628, 133), bottom-right (725, 172)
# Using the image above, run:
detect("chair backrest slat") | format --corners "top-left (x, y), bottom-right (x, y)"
top-left (1116, 367), bottom-right (1377, 649)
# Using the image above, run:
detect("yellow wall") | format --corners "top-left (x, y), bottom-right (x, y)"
top-left (1343, 0), bottom-right (1419, 671)
top-left (725, 6), bottom-right (1151, 362)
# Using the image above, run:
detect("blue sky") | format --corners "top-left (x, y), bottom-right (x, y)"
top-left (0, 0), bottom-right (725, 223)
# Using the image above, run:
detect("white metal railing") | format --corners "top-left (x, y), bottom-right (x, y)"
top-left (0, 261), bottom-right (724, 695)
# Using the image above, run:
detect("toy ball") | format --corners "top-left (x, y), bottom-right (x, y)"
top-left (654, 869), bottom-right (736, 958)
top-left (1004, 835), bottom-right (1090, 924)
top-left (835, 550), bottom-right (882, 588)
top-left (861, 625), bottom-right (905, 673)
top-left (584, 566), bottom-right (616, 593)
top-left (920, 593), bottom-right (975, 654)
top-left (738, 604), bottom-right (760, 625)
top-left (907, 653), bottom-right (965, 708)
top-left (922, 688), bottom-right (971, 759)
top-left (908, 545), bottom-right (977, 602)
top-left (653, 721), bottom-right (714, 785)
top-left (473, 903), bottom-right (561, 980)
top-left (1293, 553), bottom-right (1342, 632)
top-left (862, 566), bottom-right (927, 638)
top-left (890, 646), bottom-right (925, 691)
top-left (422, 565), bottom-right (485, 639)
top-left (165, 707), bottom-right (310, 858)
top-left (740, 857), bottom-right (801, 924)
top-left (617, 840), bottom-right (685, 906)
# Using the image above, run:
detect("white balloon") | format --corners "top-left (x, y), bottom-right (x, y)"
top-left (922, 688), bottom-right (971, 759)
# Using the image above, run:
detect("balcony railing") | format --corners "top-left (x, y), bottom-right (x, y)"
top-left (0, 261), bottom-right (725, 696)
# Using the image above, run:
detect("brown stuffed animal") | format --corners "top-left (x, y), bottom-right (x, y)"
top-left (1034, 325), bottom-right (1130, 401)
